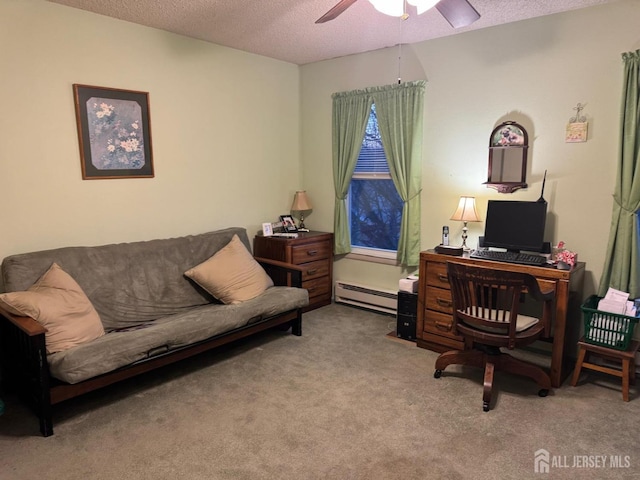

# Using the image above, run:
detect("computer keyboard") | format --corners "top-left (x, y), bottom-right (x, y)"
top-left (470, 249), bottom-right (548, 266)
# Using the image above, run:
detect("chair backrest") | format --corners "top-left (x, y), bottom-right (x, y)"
top-left (446, 261), bottom-right (553, 349)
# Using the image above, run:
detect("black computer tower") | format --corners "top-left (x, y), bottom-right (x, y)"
top-left (397, 291), bottom-right (418, 341)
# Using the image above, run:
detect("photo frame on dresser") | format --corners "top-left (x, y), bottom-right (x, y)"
top-left (279, 215), bottom-right (298, 233)
top-left (73, 84), bottom-right (154, 179)
top-left (262, 222), bottom-right (274, 236)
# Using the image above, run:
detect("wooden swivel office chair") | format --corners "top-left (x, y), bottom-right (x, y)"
top-left (434, 261), bottom-right (555, 411)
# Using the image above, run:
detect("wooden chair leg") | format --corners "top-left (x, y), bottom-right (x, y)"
top-left (496, 354), bottom-right (551, 391)
top-left (483, 361), bottom-right (495, 412)
top-left (571, 346), bottom-right (587, 387)
top-left (434, 349), bottom-right (484, 372)
top-left (622, 358), bottom-right (630, 402)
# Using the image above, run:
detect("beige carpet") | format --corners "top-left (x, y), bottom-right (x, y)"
top-left (1, 303), bottom-right (638, 480)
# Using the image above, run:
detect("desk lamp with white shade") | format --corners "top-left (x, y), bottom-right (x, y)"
top-left (450, 196), bottom-right (480, 251)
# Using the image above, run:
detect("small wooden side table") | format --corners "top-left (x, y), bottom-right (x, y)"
top-left (253, 231), bottom-right (333, 312)
top-left (571, 337), bottom-right (640, 401)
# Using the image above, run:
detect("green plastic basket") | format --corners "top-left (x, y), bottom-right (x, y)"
top-left (581, 295), bottom-right (639, 351)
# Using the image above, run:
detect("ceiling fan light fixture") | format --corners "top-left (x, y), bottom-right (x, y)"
top-left (408, 0), bottom-right (440, 15)
top-left (368, 0), bottom-right (440, 17)
top-left (368, 0), bottom-right (404, 17)
top-left (318, 0), bottom-right (480, 27)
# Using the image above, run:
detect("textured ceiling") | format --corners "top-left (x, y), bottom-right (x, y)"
top-left (47, 0), bottom-right (617, 65)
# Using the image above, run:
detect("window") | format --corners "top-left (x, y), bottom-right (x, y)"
top-left (332, 81), bottom-right (424, 265)
top-left (348, 104), bottom-right (403, 259)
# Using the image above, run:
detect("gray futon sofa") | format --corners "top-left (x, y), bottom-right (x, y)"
top-left (0, 227), bottom-right (309, 436)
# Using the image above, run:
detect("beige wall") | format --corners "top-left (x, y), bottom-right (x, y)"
top-left (0, 0), bottom-right (300, 264)
top-left (3, 0), bottom-right (640, 301)
top-left (301, 0), bottom-right (640, 298)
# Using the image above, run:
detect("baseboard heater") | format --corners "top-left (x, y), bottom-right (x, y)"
top-left (334, 281), bottom-right (397, 315)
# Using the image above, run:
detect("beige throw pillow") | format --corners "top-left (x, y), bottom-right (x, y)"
top-left (185, 234), bottom-right (274, 304)
top-left (0, 263), bottom-right (105, 354)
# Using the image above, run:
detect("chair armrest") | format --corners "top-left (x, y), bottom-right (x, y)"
top-left (254, 257), bottom-right (304, 288)
top-left (538, 287), bottom-right (555, 302)
top-left (0, 306), bottom-right (46, 336)
top-left (524, 277), bottom-right (556, 302)
top-left (522, 278), bottom-right (555, 337)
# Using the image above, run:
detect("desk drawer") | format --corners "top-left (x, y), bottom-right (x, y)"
top-left (423, 309), bottom-right (462, 340)
top-left (426, 262), bottom-right (450, 289)
top-left (422, 331), bottom-right (465, 351)
top-left (292, 242), bottom-right (331, 264)
top-left (425, 286), bottom-right (453, 314)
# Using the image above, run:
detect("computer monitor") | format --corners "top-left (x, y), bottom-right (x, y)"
top-left (483, 200), bottom-right (547, 253)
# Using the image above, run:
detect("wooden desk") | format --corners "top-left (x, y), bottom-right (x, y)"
top-left (417, 250), bottom-right (585, 388)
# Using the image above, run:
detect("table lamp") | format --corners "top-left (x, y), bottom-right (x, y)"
top-left (291, 191), bottom-right (312, 232)
top-left (450, 196), bottom-right (480, 251)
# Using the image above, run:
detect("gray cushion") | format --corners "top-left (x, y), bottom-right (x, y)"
top-left (48, 286), bottom-right (308, 384)
top-left (1, 228), bottom-right (252, 331)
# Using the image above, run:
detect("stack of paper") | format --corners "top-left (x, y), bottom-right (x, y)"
top-left (597, 287), bottom-right (634, 316)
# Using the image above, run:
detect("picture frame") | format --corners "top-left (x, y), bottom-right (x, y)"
top-left (262, 222), bottom-right (274, 236)
top-left (491, 123), bottom-right (525, 146)
top-left (73, 84), bottom-right (154, 179)
top-left (280, 215), bottom-right (298, 233)
top-left (565, 122), bottom-right (588, 143)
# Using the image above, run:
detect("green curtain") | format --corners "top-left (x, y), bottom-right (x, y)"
top-left (372, 81), bottom-right (425, 266)
top-left (331, 90), bottom-right (373, 255)
top-left (598, 50), bottom-right (640, 297)
top-left (331, 81), bottom-right (426, 264)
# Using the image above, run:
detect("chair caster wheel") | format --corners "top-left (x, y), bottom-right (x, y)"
top-left (538, 389), bottom-right (549, 397)
top-left (483, 402), bottom-right (490, 412)
top-left (434, 369), bottom-right (442, 379)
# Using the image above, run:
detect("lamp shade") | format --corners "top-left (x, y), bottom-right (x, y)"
top-left (291, 191), bottom-right (312, 212)
top-left (450, 196), bottom-right (480, 222)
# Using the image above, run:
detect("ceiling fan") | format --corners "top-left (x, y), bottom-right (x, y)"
top-left (316, 0), bottom-right (480, 28)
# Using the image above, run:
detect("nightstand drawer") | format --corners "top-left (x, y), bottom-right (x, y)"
top-left (301, 259), bottom-right (330, 281)
top-left (291, 242), bottom-right (331, 264)
top-left (303, 277), bottom-right (331, 300)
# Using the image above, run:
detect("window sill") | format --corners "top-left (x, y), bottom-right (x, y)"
top-left (345, 252), bottom-right (399, 266)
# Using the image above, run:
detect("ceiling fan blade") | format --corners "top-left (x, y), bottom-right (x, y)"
top-left (316, 0), bottom-right (360, 24)
top-left (435, 0), bottom-right (480, 28)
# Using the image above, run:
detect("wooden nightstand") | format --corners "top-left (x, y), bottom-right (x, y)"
top-left (254, 231), bottom-right (333, 312)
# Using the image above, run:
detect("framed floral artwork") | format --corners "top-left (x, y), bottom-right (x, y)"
top-left (73, 84), bottom-right (154, 179)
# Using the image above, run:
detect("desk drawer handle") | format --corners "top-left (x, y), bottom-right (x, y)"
top-left (436, 298), bottom-right (452, 308)
top-left (307, 250), bottom-right (319, 256)
top-left (437, 274), bottom-right (449, 283)
top-left (306, 269), bottom-right (318, 275)
top-left (434, 319), bottom-right (452, 331)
